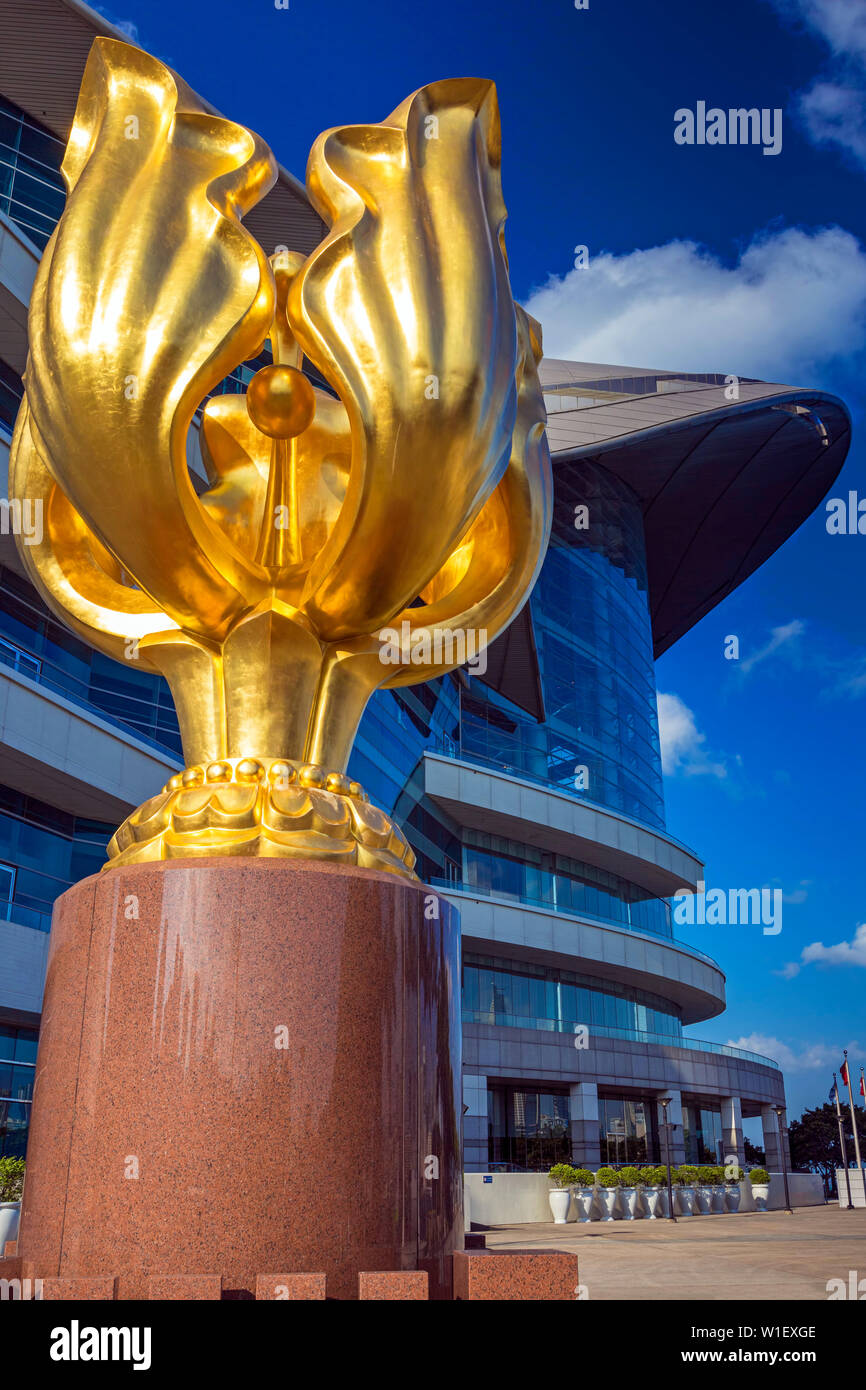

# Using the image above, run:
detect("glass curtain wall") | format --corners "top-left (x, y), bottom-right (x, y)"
top-left (598, 1094), bottom-right (657, 1165)
top-left (457, 460), bottom-right (665, 829)
top-left (0, 94), bottom-right (65, 248)
top-left (0, 787), bottom-right (114, 932)
top-left (459, 829), bottom-right (672, 937)
top-left (487, 1086), bottom-right (571, 1170)
top-left (683, 1102), bottom-right (724, 1163)
top-left (463, 952), bottom-right (683, 1040)
top-left (0, 1025), bottom-right (37, 1158)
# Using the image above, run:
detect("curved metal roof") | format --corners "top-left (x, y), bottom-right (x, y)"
top-left (0, 0), bottom-right (326, 256)
top-left (541, 365), bottom-right (851, 656)
top-left (475, 364), bottom-right (850, 718)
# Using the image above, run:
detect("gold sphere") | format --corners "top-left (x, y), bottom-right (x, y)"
top-left (246, 365), bottom-right (315, 439)
top-left (299, 763), bottom-right (325, 788)
top-left (236, 758), bottom-right (263, 782)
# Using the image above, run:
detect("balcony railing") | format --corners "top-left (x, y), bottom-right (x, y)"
top-left (426, 734), bottom-right (699, 860)
top-left (436, 881), bottom-right (720, 969)
top-left (0, 896), bottom-right (53, 934)
top-left (461, 1009), bottom-right (780, 1069)
top-left (0, 104), bottom-right (66, 250)
top-left (0, 629), bottom-right (181, 759)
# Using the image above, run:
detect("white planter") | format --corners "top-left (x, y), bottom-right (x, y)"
top-left (695, 1185), bottom-right (714, 1214)
top-left (548, 1188), bottom-right (571, 1224)
top-left (0, 1201), bottom-right (20, 1250)
top-left (644, 1185), bottom-right (663, 1219)
top-left (571, 1187), bottom-right (596, 1223)
top-left (751, 1183), bottom-right (769, 1211)
top-left (676, 1185), bottom-right (694, 1215)
top-left (621, 1186), bottom-right (642, 1220)
top-left (597, 1186), bottom-right (620, 1221)
top-left (712, 1184), bottom-right (726, 1212)
top-left (726, 1184), bottom-right (741, 1212)
top-left (657, 1185), bottom-right (677, 1218)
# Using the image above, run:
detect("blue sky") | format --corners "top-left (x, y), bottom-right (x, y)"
top-left (101, 0), bottom-right (866, 1126)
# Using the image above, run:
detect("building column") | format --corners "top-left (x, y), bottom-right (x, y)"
top-left (657, 1090), bottom-right (686, 1165)
top-left (761, 1104), bottom-right (790, 1172)
top-left (568, 1082), bottom-right (600, 1169)
top-left (462, 1073), bottom-right (488, 1173)
top-left (720, 1095), bottom-right (745, 1168)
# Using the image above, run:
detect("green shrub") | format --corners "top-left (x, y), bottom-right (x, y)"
top-left (548, 1163), bottom-right (578, 1189)
top-left (571, 1168), bottom-right (596, 1186)
top-left (0, 1157), bottom-right (25, 1203)
top-left (619, 1166), bottom-right (643, 1187)
top-left (677, 1165), bottom-right (700, 1186)
top-left (697, 1166), bottom-right (716, 1185)
top-left (595, 1166), bottom-right (621, 1188)
top-left (655, 1165), bottom-right (682, 1184)
top-left (710, 1166), bottom-right (725, 1184)
top-left (748, 1167), bottom-right (770, 1185)
top-left (639, 1165), bottom-right (663, 1186)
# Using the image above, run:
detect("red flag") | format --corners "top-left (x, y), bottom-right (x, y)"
top-left (860, 1073), bottom-right (865, 1099)
top-left (840, 1059), bottom-right (851, 1088)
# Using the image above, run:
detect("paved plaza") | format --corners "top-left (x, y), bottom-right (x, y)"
top-left (486, 1206), bottom-right (866, 1300)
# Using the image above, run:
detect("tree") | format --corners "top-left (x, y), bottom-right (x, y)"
top-left (744, 1137), bottom-right (765, 1166)
top-left (788, 1103), bottom-right (866, 1193)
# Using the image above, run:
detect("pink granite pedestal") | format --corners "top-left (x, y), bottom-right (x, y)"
top-left (16, 858), bottom-right (462, 1300)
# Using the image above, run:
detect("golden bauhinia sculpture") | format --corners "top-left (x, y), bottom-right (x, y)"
top-left (10, 38), bottom-right (552, 878)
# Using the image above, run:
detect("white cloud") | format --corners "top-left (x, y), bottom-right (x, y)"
top-left (740, 620), bottom-right (806, 673)
top-left (726, 1032), bottom-right (858, 1070)
top-left (525, 226), bottom-right (866, 383)
top-left (802, 922), bottom-right (866, 967)
top-left (781, 881), bottom-right (810, 905)
top-left (92, 6), bottom-right (140, 42)
top-left (827, 655), bottom-right (866, 697)
top-left (770, 0), bottom-right (866, 167)
top-left (657, 693), bottom-right (727, 779)
top-left (801, 82), bottom-right (866, 165)
top-left (774, 0), bottom-right (866, 67)
top-left (778, 922), bottom-right (866, 979)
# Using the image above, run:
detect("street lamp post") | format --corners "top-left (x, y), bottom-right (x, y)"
top-left (773, 1105), bottom-right (793, 1215)
top-left (659, 1097), bottom-right (677, 1223)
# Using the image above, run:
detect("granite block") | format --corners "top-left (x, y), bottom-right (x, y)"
top-left (0, 1257), bottom-right (22, 1284)
top-left (453, 1250), bottom-right (579, 1301)
top-left (43, 1277), bottom-right (117, 1300)
top-left (358, 1271), bottom-right (429, 1300)
top-left (255, 1273), bottom-right (327, 1300)
top-left (147, 1276), bottom-right (221, 1301)
top-left (115, 1273), bottom-right (150, 1301)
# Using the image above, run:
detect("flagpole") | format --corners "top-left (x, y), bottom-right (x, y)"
top-left (842, 1050), bottom-right (863, 1178)
top-left (834, 1074), bottom-right (854, 1210)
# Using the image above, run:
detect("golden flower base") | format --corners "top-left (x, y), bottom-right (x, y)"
top-left (104, 756), bottom-right (417, 879)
